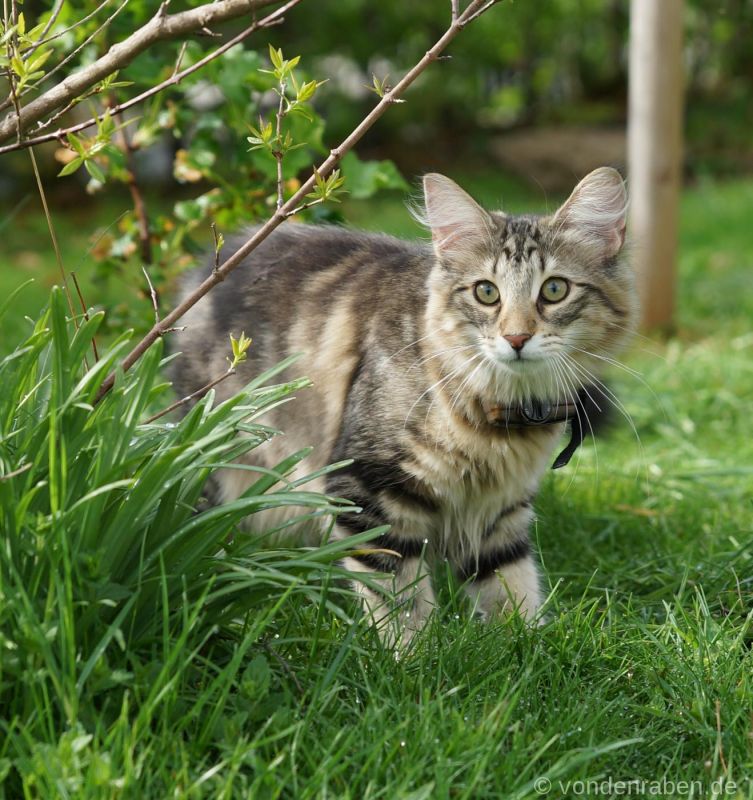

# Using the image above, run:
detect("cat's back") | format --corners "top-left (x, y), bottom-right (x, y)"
top-left (174, 222), bottom-right (432, 415)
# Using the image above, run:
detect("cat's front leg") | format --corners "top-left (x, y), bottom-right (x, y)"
top-left (456, 507), bottom-right (543, 623)
top-left (340, 528), bottom-right (435, 649)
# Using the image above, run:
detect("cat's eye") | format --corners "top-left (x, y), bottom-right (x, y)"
top-left (473, 281), bottom-right (500, 305)
top-left (540, 277), bottom-right (570, 303)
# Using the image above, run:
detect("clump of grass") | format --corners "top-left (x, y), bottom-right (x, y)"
top-left (0, 287), bottom-right (374, 796)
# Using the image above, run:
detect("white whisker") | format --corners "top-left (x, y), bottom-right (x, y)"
top-left (561, 353), bottom-right (646, 475)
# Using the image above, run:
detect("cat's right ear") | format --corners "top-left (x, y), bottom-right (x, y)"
top-left (422, 173), bottom-right (492, 258)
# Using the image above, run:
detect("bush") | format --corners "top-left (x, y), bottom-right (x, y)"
top-left (0, 287), bottom-right (371, 794)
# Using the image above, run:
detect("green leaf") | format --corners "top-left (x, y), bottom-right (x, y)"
top-left (67, 133), bottom-right (86, 156)
top-left (297, 80), bottom-right (318, 103)
top-left (0, 24), bottom-right (17, 47)
top-left (228, 332), bottom-right (252, 368)
top-left (84, 159), bottom-right (106, 183)
top-left (10, 55), bottom-right (25, 78)
top-left (96, 110), bottom-right (115, 141)
top-left (26, 48), bottom-right (51, 73)
top-left (58, 157), bottom-right (84, 177)
top-left (268, 44), bottom-right (283, 71)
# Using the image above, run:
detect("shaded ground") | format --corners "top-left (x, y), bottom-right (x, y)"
top-left (489, 125), bottom-right (626, 192)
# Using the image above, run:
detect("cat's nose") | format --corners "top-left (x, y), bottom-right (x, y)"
top-left (503, 333), bottom-right (532, 351)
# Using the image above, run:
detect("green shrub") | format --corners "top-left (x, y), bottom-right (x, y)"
top-left (0, 287), bottom-right (371, 795)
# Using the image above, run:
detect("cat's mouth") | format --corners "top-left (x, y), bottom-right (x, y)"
top-left (490, 351), bottom-right (547, 371)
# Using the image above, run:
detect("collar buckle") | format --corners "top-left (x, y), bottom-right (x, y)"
top-left (520, 399), bottom-right (553, 424)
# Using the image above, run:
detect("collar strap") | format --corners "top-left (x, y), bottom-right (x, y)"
top-left (483, 399), bottom-right (585, 470)
top-left (484, 400), bottom-right (577, 428)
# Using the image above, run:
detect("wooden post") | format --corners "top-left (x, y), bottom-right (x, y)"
top-left (628, 0), bottom-right (685, 329)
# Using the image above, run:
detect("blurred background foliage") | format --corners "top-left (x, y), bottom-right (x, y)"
top-left (1, 0), bottom-right (752, 344)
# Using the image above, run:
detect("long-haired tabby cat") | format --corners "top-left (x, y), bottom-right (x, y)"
top-left (174, 167), bottom-right (637, 646)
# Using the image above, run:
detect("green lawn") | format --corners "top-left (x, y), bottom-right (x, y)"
top-left (1, 173), bottom-right (752, 797)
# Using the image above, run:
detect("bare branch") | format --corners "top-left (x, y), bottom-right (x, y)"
top-left (284, 196), bottom-right (323, 217)
top-left (0, 463), bottom-right (32, 481)
top-left (0, 0), bottom-right (287, 145)
top-left (4, 0), bottom-right (23, 141)
top-left (93, 0), bottom-right (505, 405)
top-left (171, 41), bottom-right (189, 78)
top-left (143, 369), bottom-right (236, 424)
top-left (30, 0), bottom-right (131, 101)
top-left (142, 266), bottom-right (160, 325)
top-left (0, 0), bottom-right (72, 113)
top-left (27, 0), bottom-right (66, 53)
top-left (211, 222), bottom-right (224, 271)
top-left (0, 0), bottom-right (301, 155)
top-left (462, 0), bottom-right (500, 25)
top-left (274, 78), bottom-right (287, 210)
top-left (24, 0), bottom-right (114, 57)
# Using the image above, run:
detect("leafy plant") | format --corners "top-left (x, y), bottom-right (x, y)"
top-left (0, 287), bottom-right (376, 795)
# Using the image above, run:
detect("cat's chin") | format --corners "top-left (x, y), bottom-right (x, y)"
top-left (493, 356), bottom-right (547, 374)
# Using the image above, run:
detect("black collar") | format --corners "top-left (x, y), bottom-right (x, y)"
top-left (483, 399), bottom-right (585, 470)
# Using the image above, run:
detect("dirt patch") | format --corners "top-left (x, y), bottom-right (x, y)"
top-left (489, 125), bottom-right (627, 191)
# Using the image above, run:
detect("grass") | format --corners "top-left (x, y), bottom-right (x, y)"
top-left (1, 171), bottom-right (752, 797)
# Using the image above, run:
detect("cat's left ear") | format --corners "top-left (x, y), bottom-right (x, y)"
top-left (553, 167), bottom-right (627, 257)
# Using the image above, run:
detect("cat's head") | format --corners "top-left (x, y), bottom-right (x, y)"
top-left (421, 168), bottom-right (638, 406)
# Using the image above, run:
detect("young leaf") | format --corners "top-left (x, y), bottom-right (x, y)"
top-left (269, 44), bottom-right (283, 71)
top-left (84, 159), bottom-right (106, 183)
top-left (67, 133), bottom-right (87, 157)
top-left (58, 157), bottom-right (84, 177)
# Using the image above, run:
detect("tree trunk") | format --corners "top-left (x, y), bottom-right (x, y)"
top-left (628, 0), bottom-right (685, 330)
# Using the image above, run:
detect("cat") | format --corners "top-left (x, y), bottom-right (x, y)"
top-left (173, 167), bottom-right (637, 647)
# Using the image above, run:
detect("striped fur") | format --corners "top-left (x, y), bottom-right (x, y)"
top-left (173, 167), bottom-right (637, 647)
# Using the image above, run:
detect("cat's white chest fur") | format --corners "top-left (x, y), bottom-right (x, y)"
top-left (403, 421), bottom-right (563, 556)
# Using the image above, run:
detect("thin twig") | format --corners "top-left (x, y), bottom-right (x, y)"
top-left (92, 0), bottom-right (503, 405)
top-left (451, 0), bottom-right (459, 22)
top-left (4, 70), bottom-right (22, 143)
top-left (0, 0), bottom-right (301, 154)
top-left (715, 699), bottom-right (728, 773)
top-left (0, 0), bottom-right (98, 111)
top-left (71, 271), bottom-right (100, 362)
top-left (29, 0), bottom-right (131, 103)
top-left (140, 265), bottom-right (182, 334)
top-left (284, 196), bottom-right (323, 217)
top-left (0, 0), bottom-right (287, 145)
top-left (171, 40), bottom-right (189, 78)
top-left (260, 640), bottom-right (303, 694)
top-left (24, 0), bottom-right (114, 58)
top-left (3, 2), bottom-right (129, 114)
top-left (33, 85), bottom-right (101, 134)
top-left (463, 0), bottom-right (498, 25)
top-left (274, 78), bottom-right (287, 210)
top-left (0, 463), bottom-right (32, 481)
top-left (211, 222), bottom-right (223, 271)
top-left (4, 0), bottom-right (22, 142)
top-left (27, 0), bottom-right (66, 52)
top-left (143, 369), bottom-right (235, 424)
top-left (28, 146), bottom-right (79, 328)
top-left (142, 266), bottom-right (160, 324)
